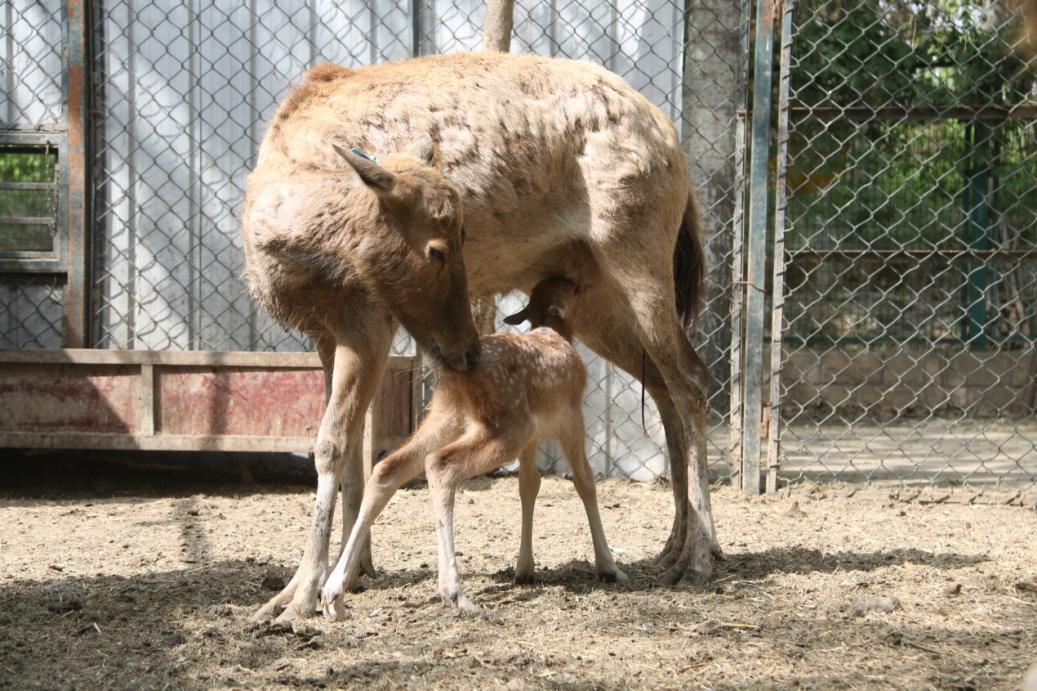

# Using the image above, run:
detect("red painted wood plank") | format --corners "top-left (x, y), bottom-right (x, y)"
top-left (157, 367), bottom-right (325, 438)
top-left (0, 364), bottom-right (138, 433)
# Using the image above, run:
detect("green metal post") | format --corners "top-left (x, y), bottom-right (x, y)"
top-left (964, 121), bottom-right (991, 349)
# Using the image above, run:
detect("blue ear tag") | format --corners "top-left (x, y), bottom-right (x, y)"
top-left (350, 147), bottom-right (379, 162)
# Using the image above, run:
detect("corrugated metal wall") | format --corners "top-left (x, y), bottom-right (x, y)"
top-left (5, 0), bottom-right (744, 481)
top-left (89, 0), bottom-right (684, 355)
top-left (84, 0), bottom-right (690, 479)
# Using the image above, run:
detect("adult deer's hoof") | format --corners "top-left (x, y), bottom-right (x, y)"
top-left (442, 588), bottom-right (479, 613)
top-left (275, 603), bottom-right (315, 625)
top-left (319, 584), bottom-right (345, 621)
top-left (513, 572), bottom-right (536, 585)
top-left (598, 567), bottom-right (629, 584)
top-left (251, 577), bottom-right (301, 622)
top-left (653, 519), bottom-right (685, 569)
top-left (359, 541), bottom-right (378, 580)
top-left (678, 569), bottom-right (711, 587)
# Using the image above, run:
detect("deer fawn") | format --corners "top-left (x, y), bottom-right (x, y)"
top-left (321, 276), bottom-right (627, 616)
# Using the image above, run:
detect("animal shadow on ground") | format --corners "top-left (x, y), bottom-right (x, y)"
top-left (0, 548), bottom-right (1008, 689)
top-left (478, 545), bottom-right (988, 605)
top-left (721, 545), bottom-right (988, 580)
top-left (0, 560), bottom-right (272, 688)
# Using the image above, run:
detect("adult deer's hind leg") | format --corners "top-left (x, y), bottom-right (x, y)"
top-left (253, 307), bottom-right (393, 623)
top-left (573, 295), bottom-right (691, 572)
top-left (590, 206), bottom-right (717, 585)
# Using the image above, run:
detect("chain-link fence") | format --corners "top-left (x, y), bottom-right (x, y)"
top-left (769, 0), bottom-right (1037, 488)
top-left (3, 0), bottom-right (1034, 487)
top-left (1, 0), bottom-right (66, 349)
top-left (82, 0), bottom-right (744, 480)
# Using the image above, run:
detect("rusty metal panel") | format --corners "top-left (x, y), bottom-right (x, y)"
top-left (0, 363), bottom-right (138, 434)
top-left (156, 366), bottom-right (324, 438)
top-left (374, 367), bottom-right (414, 441)
top-left (63, 0), bottom-right (90, 347)
top-left (0, 350), bottom-right (416, 453)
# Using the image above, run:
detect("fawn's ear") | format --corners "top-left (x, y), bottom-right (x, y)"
top-left (547, 304), bottom-right (567, 320)
top-left (503, 307), bottom-right (530, 326)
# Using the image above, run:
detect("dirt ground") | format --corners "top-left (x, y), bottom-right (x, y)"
top-left (1, 461), bottom-right (1036, 690)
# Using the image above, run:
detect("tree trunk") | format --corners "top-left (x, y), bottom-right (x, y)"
top-left (483, 0), bottom-right (514, 52)
top-left (473, 0), bottom-right (516, 330)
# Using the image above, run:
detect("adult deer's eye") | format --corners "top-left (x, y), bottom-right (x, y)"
top-left (428, 246), bottom-right (445, 263)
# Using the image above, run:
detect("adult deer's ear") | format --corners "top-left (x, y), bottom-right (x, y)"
top-left (407, 134), bottom-right (435, 166)
top-left (503, 307), bottom-right (530, 326)
top-left (333, 143), bottom-right (396, 193)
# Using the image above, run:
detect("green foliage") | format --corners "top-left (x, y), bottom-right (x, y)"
top-left (788, 0), bottom-right (1037, 251)
top-left (0, 148), bottom-right (57, 184)
top-left (0, 147), bottom-right (57, 251)
top-left (784, 0), bottom-right (1037, 344)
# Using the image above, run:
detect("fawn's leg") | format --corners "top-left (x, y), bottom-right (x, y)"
top-left (515, 442), bottom-right (542, 584)
top-left (425, 424), bottom-right (531, 610)
top-left (320, 404), bottom-right (463, 619)
top-left (557, 411), bottom-right (627, 583)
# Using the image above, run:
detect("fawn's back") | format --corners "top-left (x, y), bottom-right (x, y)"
top-left (437, 327), bottom-right (585, 433)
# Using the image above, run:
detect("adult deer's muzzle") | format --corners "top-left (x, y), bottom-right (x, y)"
top-left (440, 338), bottom-right (480, 372)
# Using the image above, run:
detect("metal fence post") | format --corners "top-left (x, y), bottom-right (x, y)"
top-left (728, 0), bottom-right (753, 488)
top-left (740, 0), bottom-right (777, 496)
top-left (64, 0), bottom-right (90, 348)
top-left (766, 0), bottom-right (793, 494)
top-left (964, 119), bottom-right (993, 349)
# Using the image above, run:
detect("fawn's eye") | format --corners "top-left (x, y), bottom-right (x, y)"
top-left (460, 226), bottom-right (466, 244)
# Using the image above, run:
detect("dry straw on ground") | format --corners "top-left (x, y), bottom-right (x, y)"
top-left (1, 469), bottom-right (1035, 689)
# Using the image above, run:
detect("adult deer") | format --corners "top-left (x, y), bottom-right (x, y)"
top-left (242, 52), bottom-right (717, 624)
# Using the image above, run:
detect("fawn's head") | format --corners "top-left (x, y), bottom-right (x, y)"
top-left (503, 276), bottom-right (579, 340)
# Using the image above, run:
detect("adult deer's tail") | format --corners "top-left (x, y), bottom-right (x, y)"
top-left (673, 190), bottom-right (706, 331)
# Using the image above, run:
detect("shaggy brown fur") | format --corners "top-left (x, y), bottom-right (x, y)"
top-left (242, 52), bottom-right (715, 624)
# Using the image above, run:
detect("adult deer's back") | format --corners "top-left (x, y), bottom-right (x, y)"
top-left (249, 53), bottom-right (695, 302)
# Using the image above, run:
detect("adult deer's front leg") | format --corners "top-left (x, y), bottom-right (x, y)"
top-left (253, 313), bottom-right (392, 623)
top-left (337, 442), bottom-right (376, 581)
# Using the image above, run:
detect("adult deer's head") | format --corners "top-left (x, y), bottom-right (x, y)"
top-left (335, 140), bottom-right (480, 371)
